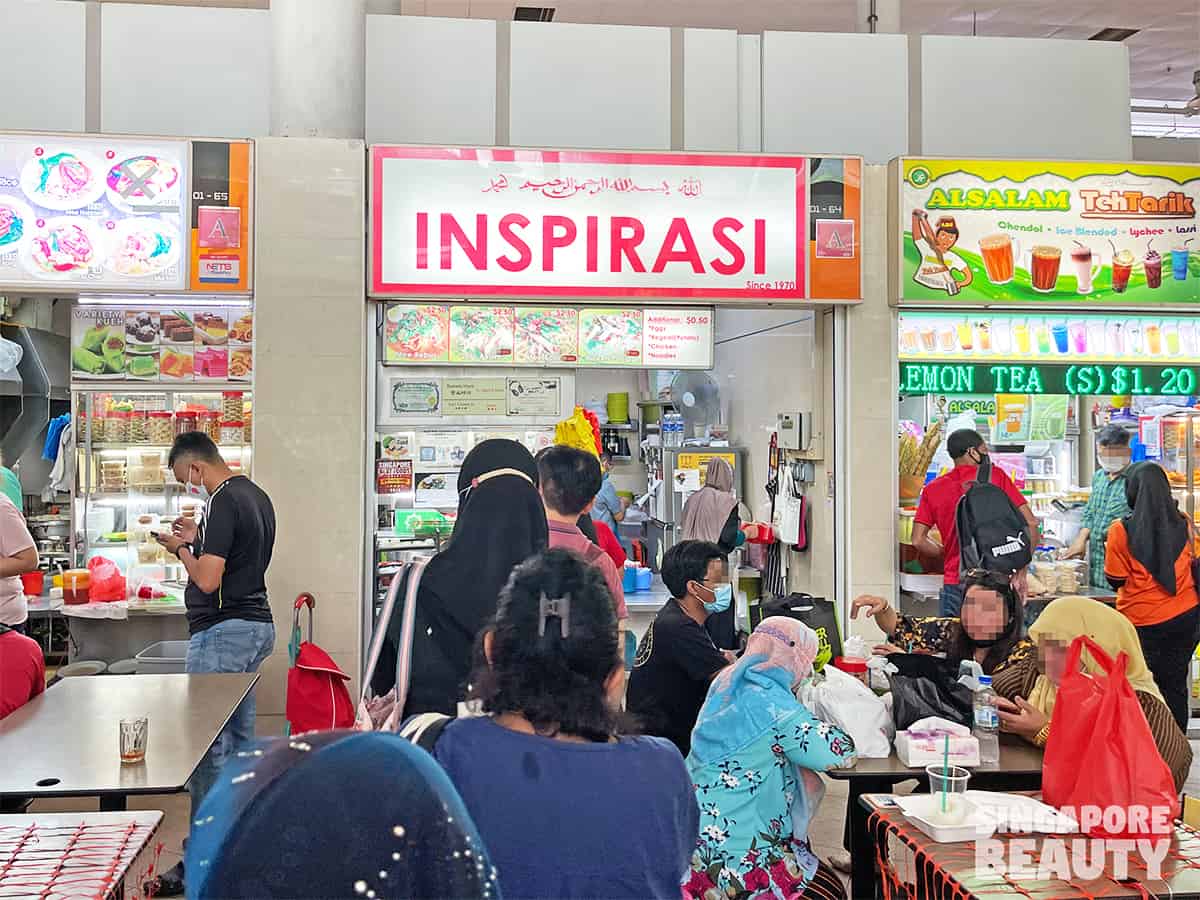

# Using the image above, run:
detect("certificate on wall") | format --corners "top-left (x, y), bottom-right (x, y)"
top-left (506, 378), bottom-right (561, 417)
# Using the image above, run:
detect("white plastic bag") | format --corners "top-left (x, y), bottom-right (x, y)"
top-left (798, 665), bottom-right (894, 758)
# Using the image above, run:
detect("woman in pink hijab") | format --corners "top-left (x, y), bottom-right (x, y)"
top-left (685, 617), bottom-right (855, 899)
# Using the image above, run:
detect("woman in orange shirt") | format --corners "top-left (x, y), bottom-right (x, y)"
top-left (1105, 461), bottom-right (1199, 731)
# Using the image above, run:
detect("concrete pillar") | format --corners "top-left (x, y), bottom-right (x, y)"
top-left (856, 0), bottom-right (900, 34)
top-left (271, 0), bottom-right (366, 138)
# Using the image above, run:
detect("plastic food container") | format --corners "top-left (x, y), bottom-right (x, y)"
top-left (147, 412), bottom-right (174, 444)
top-left (175, 411), bottom-right (198, 438)
top-left (134, 640), bottom-right (190, 674)
top-left (222, 391), bottom-right (244, 422)
top-left (220, 421), bottom-right (243, 445)
top-left (92, 414), bottom-right (109, 444)
top-left (63, 569), bottom-right (91, 604)
top-left (130, 409), bottom-right (148, 443)
top-left (198, 410), bottom-right (221, 443)
top-left (20, 571), bottom-right (44, 597)
top-left (833, 656), bottom-right (870, 687)
top-left (108, 411), bottom-right (131, 443)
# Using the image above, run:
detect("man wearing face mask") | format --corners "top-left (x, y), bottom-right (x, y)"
top-left (627, 540), bottom-right (735, 756)
top-left (912, 429), bottom-right (1037, 616)
top-left (153, 431), bottom-right (275, 895)
top-left (1061, 424), bottom-right (1133, 588)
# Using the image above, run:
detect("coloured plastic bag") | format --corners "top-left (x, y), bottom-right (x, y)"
top-left (1042, 635), bottom-right (1178, 838)
top-left (87, 556), bottom-right (126, 603)
top-left (554, 407), bottom-right (600, 457)
top-left (798, 664), bottom-right (894, 757)
top-left (887, 653), bottom-right (974, 730)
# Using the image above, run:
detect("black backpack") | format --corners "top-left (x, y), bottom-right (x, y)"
top-left (955, 461), bottom-right (1032, 578)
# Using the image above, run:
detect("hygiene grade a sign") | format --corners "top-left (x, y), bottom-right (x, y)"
top-left (894, 158), bottom-right (1199, 305)
top-left (370, 146), bottom-right (862, 303)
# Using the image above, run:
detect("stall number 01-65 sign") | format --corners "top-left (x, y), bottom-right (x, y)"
top-left (899, 362), bottom-right (1200, 396)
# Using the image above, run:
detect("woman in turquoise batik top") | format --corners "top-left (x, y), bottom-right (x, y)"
top-left (684, 617), bottom-right (855, 900)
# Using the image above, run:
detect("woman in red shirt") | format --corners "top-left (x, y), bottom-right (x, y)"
top-left (1105, 461), bottom-right (1199, 731)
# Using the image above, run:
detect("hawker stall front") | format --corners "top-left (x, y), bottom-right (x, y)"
top-left (891, 156), bottom-right (1200, 651)
top-left (365, 146), bottom-right (862, 649)
top-left (0, 132), bottom-right (255, 667)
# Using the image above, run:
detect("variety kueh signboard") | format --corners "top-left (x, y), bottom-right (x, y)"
top-left (369, 146), bottom-right (862, 303)
top-left (894, 158), bottom-right (1199, 305)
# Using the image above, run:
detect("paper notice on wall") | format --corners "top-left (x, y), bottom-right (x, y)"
top-left (376, 459), bottom-right (414, 495)
top-left (506, 378), bottom-right (561, 417)
top-left (643, 308), bottom-right (713, 368)
top-left (414, 471), bottom-right (459, 508)
top-left (418, 430), bottom-right (470, 468)
top-left (442, 378), bottom-right (506, 416)
top-left (673, 468), bottom-right (701, 492)
top-left (388, 378), bottom-right (442, 417)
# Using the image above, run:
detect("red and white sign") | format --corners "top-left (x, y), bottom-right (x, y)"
top-left (370, 147), bottom-right (807, 301)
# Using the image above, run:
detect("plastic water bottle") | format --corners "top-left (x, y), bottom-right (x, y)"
top-left (973, 674), bottom-right (1000, 764)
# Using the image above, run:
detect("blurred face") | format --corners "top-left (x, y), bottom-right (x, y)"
top-left (1098, 445), bottom-right (1131, 474)
top-left (688, 558), bottom-right (728, 605)
top-left (935, 230), bottom-right (958, 252)
top-left (1037, 637), bottom-right (1070, 685)
top-left (960, 587), bottom-right (1007, 642)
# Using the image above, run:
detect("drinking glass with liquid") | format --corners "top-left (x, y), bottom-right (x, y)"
top-left (120, 716), bottom-right (149, 765)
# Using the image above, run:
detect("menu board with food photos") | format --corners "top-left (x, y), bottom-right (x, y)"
top-left (0, 135), bottom-right (188, 292)
top-left (71, 304), bottom-right (253, 384)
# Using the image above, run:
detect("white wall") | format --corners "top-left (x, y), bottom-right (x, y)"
top-left (683, 29), bottom-right (739, 151)
top-left (509, 22), bottom-right (671, 149)
top-left (366, 15), bottom-right (496, 146)
top-left (1133, 137), bottom-right (1200, 163)
top-left (762, 32), bottom-right (908, 162)
top-left (737, 35), bottom-right (762, 152)
top-left (921, 36), bottom-right (1131, 159)
top-left (101, 4), bottom-right (270, 138)
top-left (0, 0), bottom-right (85, 132)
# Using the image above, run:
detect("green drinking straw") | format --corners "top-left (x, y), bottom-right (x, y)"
top-left (941, 735), bottom-right (949, 813)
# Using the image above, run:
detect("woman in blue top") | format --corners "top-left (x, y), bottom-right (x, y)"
top-left (686, 617), bottom-right (855, 900)
top-left (432, 548), bottom-right (699, 899)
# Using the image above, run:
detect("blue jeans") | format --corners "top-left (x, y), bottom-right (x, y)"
top-left (939, 583), bottom-right (966, 617)
top-left (185, 618), bottom-right (275, 821)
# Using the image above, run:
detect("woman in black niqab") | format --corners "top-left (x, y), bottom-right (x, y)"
top-left (373, 439), bottom-right (548, 716)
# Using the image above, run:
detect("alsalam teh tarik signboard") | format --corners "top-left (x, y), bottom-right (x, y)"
top-left (894, 158), bottom-right (1200, 306)
top-left (370, 146), bottom-right (862, 303)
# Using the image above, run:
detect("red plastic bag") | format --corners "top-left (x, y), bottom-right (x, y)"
top-left (1042, 635), bottom-right (1179, 838)
top-left (87, 556), bottom-right (126, 603)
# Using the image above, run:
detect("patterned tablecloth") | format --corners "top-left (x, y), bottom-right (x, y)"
top-left (0, 811), bottom-right (162, 899)
top-left (866, 798), bottom-right (1200, 899)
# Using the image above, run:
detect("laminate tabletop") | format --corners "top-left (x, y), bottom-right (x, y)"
top-left (0, 673), bottom-right (257, 802)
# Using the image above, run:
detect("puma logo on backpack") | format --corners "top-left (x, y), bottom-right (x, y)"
top-left (956, 461), bottom-right (1032, 578)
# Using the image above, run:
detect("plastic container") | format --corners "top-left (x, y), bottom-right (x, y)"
top-left (20, 571), bottom-right (44, 597)
top-left (175, 411), bottom-right (198, 438)
top-left (129, 409), bottom-right (148, 443)
top-left (148, 412), bottom-right (174, 444)
top-left (198, 410), bottom-right (221, 443)
top-left (222, 391), bottom-right (244, 422)
top-left (134, 640), bottom-right (191, 674)
top-left (63, 569), bottom-right (91, 605)
top-left (833, 656), bottom-right (870, 687)
top-left (92, 413), bottom-right (109, 444)
top-left (622, 564), bottom-right (638, 593)
top-left (107, 411), bottom-right (131, 443)
top-left (636, 567), bottom-right (652, 592)
top-left (220, 421), bottom-right (244, 445)
top-left (973, 674), bottom-right (1000, 764)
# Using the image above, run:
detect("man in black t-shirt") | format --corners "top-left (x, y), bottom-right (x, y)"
top-left (627, 540), bottom-right (733, 756)
top-left (153, 431), bottom-right (275, 895)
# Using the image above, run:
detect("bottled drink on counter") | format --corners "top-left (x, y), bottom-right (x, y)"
top-left (973, 674), bottom-right (1000, 764)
